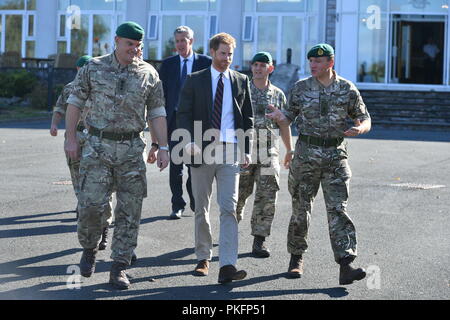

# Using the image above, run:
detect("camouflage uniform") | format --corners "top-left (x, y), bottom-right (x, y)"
top-left (54, 81), bottom-right (114, 226)
top-left (284, 71), bottom-right (370, 264)
top-left (67, 52), bottom-right (166, 265)
top-left (54, 82), bottom-right (81, 198)
top-left (236, 81), bottom-right (286, 237)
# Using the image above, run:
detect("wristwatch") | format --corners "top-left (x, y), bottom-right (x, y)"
top-left (151, 142), bottom-right (159, 149)
top-left (287, 150), bottom-right (295, 155)
top-left (159, 145), bottom-right (169, 151)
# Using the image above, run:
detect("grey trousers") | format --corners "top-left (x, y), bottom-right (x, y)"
top-left (190, 144), bottom-right (240, 267)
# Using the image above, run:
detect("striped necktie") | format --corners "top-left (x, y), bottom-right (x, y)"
top-left (211, 73), bottom-right (223, 130)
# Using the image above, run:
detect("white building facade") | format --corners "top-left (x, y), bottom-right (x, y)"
top-left (0, 0), bottom-right (327, 76)
top-left (1, 0), bottom-right (449, 90)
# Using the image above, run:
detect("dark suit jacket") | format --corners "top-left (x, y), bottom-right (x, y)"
top-left (177, 67), bottom-right (254, 166)
top-left (159, 53), bottom-right (212, 130)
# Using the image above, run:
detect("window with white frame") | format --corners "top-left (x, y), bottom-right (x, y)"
top-left (57, 0), bottom-right (125, 58)
top-left (242, 0), bottom-right (325, 72)
top-left (146, 0), bottom-right (217, 60)
top-left (0, 0), bottom-right (36, 57)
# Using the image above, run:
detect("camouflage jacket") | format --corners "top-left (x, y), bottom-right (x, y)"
top-left (54, 81), bottom-right (91, 126)
top-left (284, 71), bottom-right (370, 138)
top-left (250, 80), bottom-right (287, 160)
top-left (53, 81), bottom-right (75, 115)
top-left (67, 52), bottom-right (166, 133)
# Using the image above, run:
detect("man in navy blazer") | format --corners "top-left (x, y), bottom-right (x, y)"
top-left (157, 26), bottom-right (212, 220)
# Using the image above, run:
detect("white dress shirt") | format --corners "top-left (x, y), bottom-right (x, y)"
top-left (179, 52), bottom-right (194, 75)
top-left (210, 66), bottom-right (236, 143)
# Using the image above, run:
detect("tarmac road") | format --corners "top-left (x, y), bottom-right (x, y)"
top-left (0, 120), bottom-right (449, 302)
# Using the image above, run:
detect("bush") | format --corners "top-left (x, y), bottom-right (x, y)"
top-left (26, 82), bottom-right (48, 109)
top-left (0, 70), bottom-right (37, 98)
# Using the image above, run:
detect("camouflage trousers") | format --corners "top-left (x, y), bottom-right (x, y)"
top-left (77, 134), bottom-right (147, 265)
top-left (287, 141), bottom-right (357, 264)
top-left (65, 131), bottom-right (113, 226)
top-left (236, 158), bottom-right (280, 237)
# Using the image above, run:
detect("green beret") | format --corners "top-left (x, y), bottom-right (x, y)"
top-left (116, 21), bottom-right (145, 41)
top-left (252, 52), bottom-right (273, 65)
top-left (307, 43), bottom-right (334, 59)
top-left (76, 55), bottom-right (92, 68)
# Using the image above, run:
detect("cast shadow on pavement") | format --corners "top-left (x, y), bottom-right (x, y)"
top-left (0, 247), bottom-right (348, 300)
top-left (0, 211), bottom-right (168, 239)
top-left (0, 210), bottom-right (77, 239)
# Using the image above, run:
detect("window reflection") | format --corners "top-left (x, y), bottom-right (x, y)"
top-left (0, 0), bottom-right (24, 10)
top-left (5, 15), bottom-right (22, 53)
top-left (186, 15), bottom-right (204, 54)
top-left (257, 16), bottom-right (277, 63)
top-left (70, 14), bottom-right (89, 58)
top-left (281, 16), bottom-right (302, 66)
top-left (161, 0), bottom-right (215, 11)
top-left (256, 0), bottom-right (305, 12)
top-left (58, 0), bottom-right (125, 10)
top-left (93, 15), bottom-right (112, 57)
top-left (390, 0), bottom-right (449, 13)
top-left (358, 2), bottom-right (387, 83)
top-left (162, 16), bottom-right (181, 58)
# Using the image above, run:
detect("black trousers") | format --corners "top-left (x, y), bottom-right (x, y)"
top-left (168, 115), bottom-right (195, 212)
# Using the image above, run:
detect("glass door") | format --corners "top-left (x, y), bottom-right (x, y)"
top-left (390, 14), bottom-right (446, 84)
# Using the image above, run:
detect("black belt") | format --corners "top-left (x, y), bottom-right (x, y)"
top-left (88, 127), bottom-right (141, 141)
top-left (299, 134), bottom-right (344, 148)
top-left (76, 124), bottom-right (86, 132)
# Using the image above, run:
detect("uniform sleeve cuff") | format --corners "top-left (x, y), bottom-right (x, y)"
top-left (53, 107), bottom-right (65, 115)
top-left (147, 106), bottom-right (167, 121)
top-left (66, 95), bottom-right (85, 109)
top-left (283, 110), bottom-right (295, 122)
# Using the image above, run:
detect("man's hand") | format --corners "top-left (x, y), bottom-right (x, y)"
top-left (147, 145), bottom-right (158, 164)
top-left (65, 138), bottom-right (80, 161)
top-left (283, 152), bottom-right (294, 169)
top-left (344, 119), bottom-right (370, 137)
top-left (157, 150), bottom-right (169, 171)
top-left (184, 142), bottom-right (201, 156)
top-left (50, 125), bottom-right (58, 136)
top-left (344, 126), bottom-right (362, 137)
top-left (265, 105), bottom-right (290, 126)
top-left (241, 153), bottom-right (252, 169)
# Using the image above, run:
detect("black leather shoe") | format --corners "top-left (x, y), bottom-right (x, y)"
top-left (218, 265), bottom-right (247, 284)
top-left (80, 248), bottom-right (98, 278)
top-left (169, 209), bottom-right (183, 220)
top-left (193, 260), bottom-right (209, 276)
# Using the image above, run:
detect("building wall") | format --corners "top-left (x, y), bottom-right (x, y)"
top-left (1, 0), bottom-right (330, 71)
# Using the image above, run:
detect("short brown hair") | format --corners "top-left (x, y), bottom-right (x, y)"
top-left (209, 32), bottom-right (236, 51)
